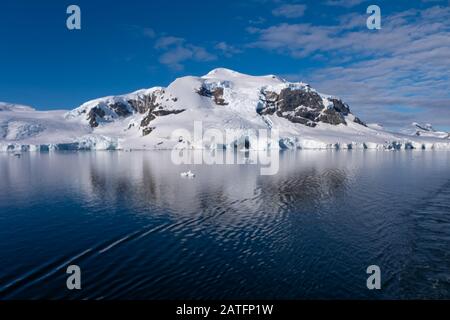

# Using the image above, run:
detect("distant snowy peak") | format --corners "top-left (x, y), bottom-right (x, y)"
top-left (402, 122), bottom-right (449, 139)
top-left (0, 102), bottom-right (35, 112)
top-left (203, 68), bottom-right (287, 85)
top-left (65, 68), bottom-right (366, 131)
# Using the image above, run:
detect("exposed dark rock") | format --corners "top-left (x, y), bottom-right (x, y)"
top-left (142, 127), bottom-right (155, 136)
top-left (128, 92), bottom-right (160, 114)
top-left (197, 86), bottom-right (228, 105)
top-left (260, 89), bottom-right (326, 123)
top-left (260, 88), bottom-right (326, 125)
top-left (330, 98), bottom-right (366, 126)
top-left (128, 89), bottom-right (186, 136)
top-left (128, 99), bottom-right (150, 114)
top-left (212, 87), bottom-right (228, 105)
top-left (277, 111), bottom-right (317, 127)
top-left (109, 102), bottom-right (132, 117)
top-left (87, 107), bottom-right (106, 128)
top-left (140, 113), bottom-right (156, 128)
top-left (278, 88), bottom-right (324, 112)
top-left (85, 92), bottom-right (164, 128)
top-left (197, 86), bottom-right (211, 98)
top-left (329, 99), bottom-right (350, 116)
top-left (153, 109), bottom-right (185, 117)
top-left (353, 116), bottom-right (367, 127)
top-left (259, 88), bottom-right (364, 127)
top-left (317, 109), bottom-right (346, 125)
top-left (139, 109), bottom-right (185, 136)
top-left (258, 91), bottom-right (278, 115)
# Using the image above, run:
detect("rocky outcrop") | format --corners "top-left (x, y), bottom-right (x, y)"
top-left (142, 126), bottom-right (155, 136)
top-left (128, 91), bottom-right (162, 114)
top-left (353, 116), bottom-right (366, 127)
top-left (68, 89), bottom-right (167, 128)
top-left (139, 108), bottom-right (185, 136)
top-left (197, 86), bottom-right (228, 105)
top-left (138, 95), bottom-right (185, 136)
top-left (316, 109), bottom-right (346, 126)
top-left (109, 102), bottom-right (133, 117)
top-left (87, 107), bottom-right (106, 128)
top-left (259, 88), bottom-right (366, 127)
top-left (70, 88), bottom-right (186, 134)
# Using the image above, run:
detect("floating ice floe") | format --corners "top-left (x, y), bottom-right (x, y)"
top-left (180, 170), bottom-right (196, 178)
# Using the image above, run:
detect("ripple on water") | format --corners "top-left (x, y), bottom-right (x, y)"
top-left (1, 151), bottom-right (450, 299)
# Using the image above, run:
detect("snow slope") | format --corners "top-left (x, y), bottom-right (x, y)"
top-left (401, 122), bottom-right (449, 139)
top-left (0, 102), bottom-right (35, 112)
top-left (1, 69), bottom-right (450, 151)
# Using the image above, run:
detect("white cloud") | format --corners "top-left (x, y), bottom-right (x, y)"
top-left (155, 36), bottom-right (216, 71)
top-left (250, 6), bottom-right (450, 128)
top-left (154, 36), bottom-right (185, 49)
top-left (272, 4), bottom-right (307, 18)
top-left (325, 0), bottom-right (367, 8)
top-left (215, 42), bottom-right (242, 57)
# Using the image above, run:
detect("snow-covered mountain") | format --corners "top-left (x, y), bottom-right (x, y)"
top-left (1, 68), bottom-right (450, 151)
top-left (401, 122), bottom-right (449, 139)
top-left (0, 102), bottom-right (35, 112)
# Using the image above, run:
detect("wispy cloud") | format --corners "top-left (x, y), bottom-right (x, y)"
top-left (325, 0), bottom-right (368, 8)
top-left (154, 36), bottom-right (216, 71)
top-left (272, 4), bottom-right (307, 18)
top-left (142, 27), bottom-right (156, 38)
top-left (215, 42), bottom-right (243, 57)
top-left (249, 6), bottom-right (450, 128)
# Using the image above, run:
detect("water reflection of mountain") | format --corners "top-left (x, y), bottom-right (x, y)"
top-left (82, 151), bottom-right (353, 220)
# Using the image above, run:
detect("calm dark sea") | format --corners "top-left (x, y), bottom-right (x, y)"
top-left (0, 150), bottom-right (449, 299)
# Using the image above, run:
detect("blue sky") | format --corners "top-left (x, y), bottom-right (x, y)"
top-left (1, 0), bottom-right (449, 129)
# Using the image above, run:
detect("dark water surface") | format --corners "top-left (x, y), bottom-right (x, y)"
top-left (0, 150), bottom-right (449, 299)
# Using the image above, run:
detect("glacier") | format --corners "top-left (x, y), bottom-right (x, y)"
top-left (1, 68), bottom-right (449, 152)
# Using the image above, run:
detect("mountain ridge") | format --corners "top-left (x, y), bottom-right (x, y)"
top-left (1, 68), bottom-right (449, 151)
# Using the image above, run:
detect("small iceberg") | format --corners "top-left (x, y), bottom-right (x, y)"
top-left (180, 170), bottom-right (196, 178)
